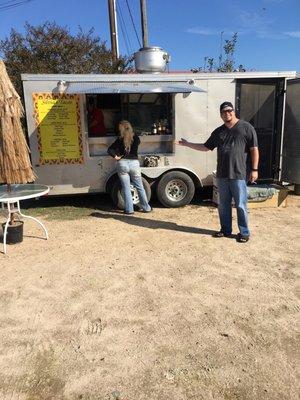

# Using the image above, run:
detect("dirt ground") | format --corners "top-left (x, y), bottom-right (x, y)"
top-left (0, 195), bottom-right (299, 400)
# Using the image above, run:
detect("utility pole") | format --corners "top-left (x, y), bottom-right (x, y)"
top-left (218, 31), bottom-right (224, 69)
top-left (108, 0), bottom-right (119, 62)
top-left (140, 0), bottom-right (149, 48)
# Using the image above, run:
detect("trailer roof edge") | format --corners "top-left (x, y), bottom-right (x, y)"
top-left (21, 71), bottom-right (298, 81)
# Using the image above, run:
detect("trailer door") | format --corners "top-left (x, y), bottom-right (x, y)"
top-left (236, 79), bottom-right (284, 180)
top-left (281, 78), bottom-right (300, 188)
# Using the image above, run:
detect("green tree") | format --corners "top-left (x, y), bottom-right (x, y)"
top-left (218, 32), bottom-right (238, 72)
top-left (207, 57), bottom-right (214, 72)
top-left (191, 33), bottom-right (245, 73)
top-left (0, 22), bottom-right (130, 97)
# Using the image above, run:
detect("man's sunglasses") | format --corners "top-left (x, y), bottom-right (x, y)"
top-left (221, 109), bottom-right (234, 114)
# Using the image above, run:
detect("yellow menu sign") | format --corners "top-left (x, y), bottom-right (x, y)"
top-left (33, 93), bottom-right (83, 165)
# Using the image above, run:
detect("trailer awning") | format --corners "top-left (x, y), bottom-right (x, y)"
top-left (65, 81), bottom-right (205, 94)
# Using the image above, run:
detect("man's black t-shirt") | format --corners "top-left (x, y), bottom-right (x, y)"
top-left (204, 120), bottom-right (258, 180)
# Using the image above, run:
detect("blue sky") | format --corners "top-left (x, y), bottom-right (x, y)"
top-left (0, 0), bottom-right (299, 71)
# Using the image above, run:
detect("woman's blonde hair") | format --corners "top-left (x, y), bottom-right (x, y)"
top-left (119, 120), bottom-right (134, 153)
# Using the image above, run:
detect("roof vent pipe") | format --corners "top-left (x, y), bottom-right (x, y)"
top-left (134, 0), bottom-right (170, 73)
top-left (140, 0), bottom-right (149, 48)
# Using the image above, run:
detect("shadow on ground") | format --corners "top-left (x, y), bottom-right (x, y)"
top-left (90, 210), bottom-right (218, 236)
top-left (19, 186), bottom-right (214, 212)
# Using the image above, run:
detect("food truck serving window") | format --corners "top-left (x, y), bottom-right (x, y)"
top-left (126, 93), bottom-right (172, 135)
top-left (86, 93), bottom-right (172, 138)
top-left (87, 94), bottom-right (121, 137)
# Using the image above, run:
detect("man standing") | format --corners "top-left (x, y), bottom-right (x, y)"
top-left (176, 101), bottom-right (259, 243)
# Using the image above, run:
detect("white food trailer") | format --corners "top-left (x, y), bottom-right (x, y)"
top-left (22, 71), bottom-right (300, 207)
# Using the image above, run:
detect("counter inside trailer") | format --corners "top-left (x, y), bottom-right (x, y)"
top-left (88, 134), bottom-right (173, 156)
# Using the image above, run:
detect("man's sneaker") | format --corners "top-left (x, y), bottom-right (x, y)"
top-left (236, 233), bottom-right (250, 243)
top-left (212, 230), bottom-right (231, 238)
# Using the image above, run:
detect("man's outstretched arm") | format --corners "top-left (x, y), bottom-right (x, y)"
top-left (175, 138), bottom-right (210, 152)
top-left (249, 146), bottom-right (259, 183)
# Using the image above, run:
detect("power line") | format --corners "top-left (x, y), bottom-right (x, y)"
top-left (0, 0), bottom-right (20, 5)
top-left (0, 0), bottom-right (34, 9)
top-left (117, 10), bottom-right (131, 56)
top-left (116, 0), bottom-right (132, 56)
top-left (0, 0), bottom-right (22, 6)
top-left (125, 0), bottom-right (141, 48)
top-left (117, 0), bottom-right (132, 51)
top-left (0, 0), bottom-right (35, 12)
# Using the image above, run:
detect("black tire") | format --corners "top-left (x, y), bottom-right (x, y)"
top-left (106, 175), bottom-right (118, 196)
top-left (111, 176), bottom-right (151, 210)
top-left (157, 171), bottom-right (195, 207)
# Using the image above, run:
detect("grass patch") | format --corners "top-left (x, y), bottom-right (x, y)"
top-left (21, 194), bottom-right (112, 221)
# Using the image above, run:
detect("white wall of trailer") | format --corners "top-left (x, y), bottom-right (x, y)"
top-left (22, 71), bottom-right (297, 196)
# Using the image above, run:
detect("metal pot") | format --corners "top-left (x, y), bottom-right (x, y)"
top-left (134, 46), bottom-right (170, 73)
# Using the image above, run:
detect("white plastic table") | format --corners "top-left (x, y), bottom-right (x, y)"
top-left (0, 184), bottom-right (50, 254)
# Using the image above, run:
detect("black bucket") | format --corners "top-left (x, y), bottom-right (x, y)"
top-left (1, 221), bottom-right (24, 244)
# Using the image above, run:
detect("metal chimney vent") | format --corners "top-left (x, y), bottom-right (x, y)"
top-left (134, 46), bottom-right (170, 74)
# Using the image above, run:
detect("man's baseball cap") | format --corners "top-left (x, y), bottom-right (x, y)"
top-left (220, 101), bottom-right (234, 112)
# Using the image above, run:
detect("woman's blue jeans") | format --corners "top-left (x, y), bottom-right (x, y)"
top-left (217, 178), bottom-right (250, 237)
top-left (116, 159), bottom-right (151, 213)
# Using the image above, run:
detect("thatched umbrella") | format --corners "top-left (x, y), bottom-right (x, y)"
top-left (0, 60), bottom-right (36, 229)
top-left (0, 59), bottom-right (36, 186)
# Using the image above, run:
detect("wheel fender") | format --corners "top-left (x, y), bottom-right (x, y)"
top-left (151, 167), bottom-right (202, 188)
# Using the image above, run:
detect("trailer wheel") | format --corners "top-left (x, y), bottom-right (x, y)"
top-left (157, 171), bottom-right (195, 207)
top-left (106, 175), bottom-right (118, 196)
top-left (111, 177), bottom-right (151, 210)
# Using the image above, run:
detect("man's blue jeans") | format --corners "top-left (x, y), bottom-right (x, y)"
top-left (217, 178), bottom-right (250, 237)
top-left (117, 159), bottom-right (151, 213)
